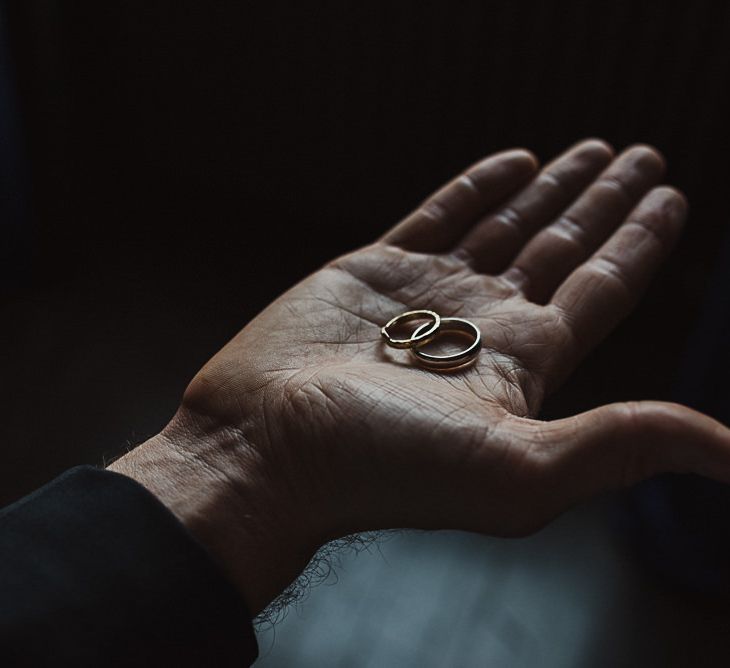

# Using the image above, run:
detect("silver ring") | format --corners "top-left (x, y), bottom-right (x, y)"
top-left (410, 317), bottom-right (481, 369)
top-left (380, 310), bottom-right (441, 349)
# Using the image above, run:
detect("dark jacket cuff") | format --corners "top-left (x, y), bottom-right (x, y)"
top-left (0, 465), bottom-right (258, 666)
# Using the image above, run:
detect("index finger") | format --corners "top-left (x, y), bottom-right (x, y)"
top-left (380, 149), bottom-right (538, 254)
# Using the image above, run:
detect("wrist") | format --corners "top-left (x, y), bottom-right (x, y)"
top-left (107, 409), bottom-right (319, 617)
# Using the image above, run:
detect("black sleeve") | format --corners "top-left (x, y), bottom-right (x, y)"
top-left (0, 466), bottom-right (259, 667)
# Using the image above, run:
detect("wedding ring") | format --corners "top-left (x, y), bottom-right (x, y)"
top-left (410, 317), bottom-right (481, 369)
top-left (381, 310), bottom-right (441, 349)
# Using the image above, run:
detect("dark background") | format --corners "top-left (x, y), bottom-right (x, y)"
top-left (2, 1), bottom-right (730, 505)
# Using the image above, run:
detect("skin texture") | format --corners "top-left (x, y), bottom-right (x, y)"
top-left (111, 139), bottom-right (730, 617)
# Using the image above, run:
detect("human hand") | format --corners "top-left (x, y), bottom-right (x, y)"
top-left (112, 140), bottom-right (730, 615)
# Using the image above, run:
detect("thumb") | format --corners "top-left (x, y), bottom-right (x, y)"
top-left (543, 401), bottom-right (730, 505)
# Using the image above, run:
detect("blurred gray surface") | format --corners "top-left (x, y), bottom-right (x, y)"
top-left (255, 496), bottom-right (730, 667)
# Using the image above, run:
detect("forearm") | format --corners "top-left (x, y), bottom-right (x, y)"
top-left (107, 410), bottom-right (316, 617)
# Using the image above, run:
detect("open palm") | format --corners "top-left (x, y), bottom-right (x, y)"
top-left (181, 140), bottom-right (730, 552)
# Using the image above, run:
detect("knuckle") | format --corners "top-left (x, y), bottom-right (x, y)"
top-left (597, 173), bottom-right (633, 203)
top-left (420, 197), bottom-right (449, 222)
top-left (537, 170), bottom-right (563, 193)
top-left (625, 213), bottom-right (670, 249)
top-left (493, 206), bottom-right (526, 236)
top-left (616, 400), bottom-right (643, 427)
top-left (613, 401), bottom-right (665, 486)
top-left (458, 172), bottom-right (480, 195)
top-left (588, 257), bottom-right (633, 295)
top-left (549, 215), bottom-right (589, 251)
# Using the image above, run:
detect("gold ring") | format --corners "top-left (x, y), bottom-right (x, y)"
top-left (380, 310), bottom-right (441, 349)
top-left (410, 317), bottom-right (481, 369)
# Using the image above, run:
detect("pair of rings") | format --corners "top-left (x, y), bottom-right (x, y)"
top-left (380, 310), bottom-right (482, 370)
